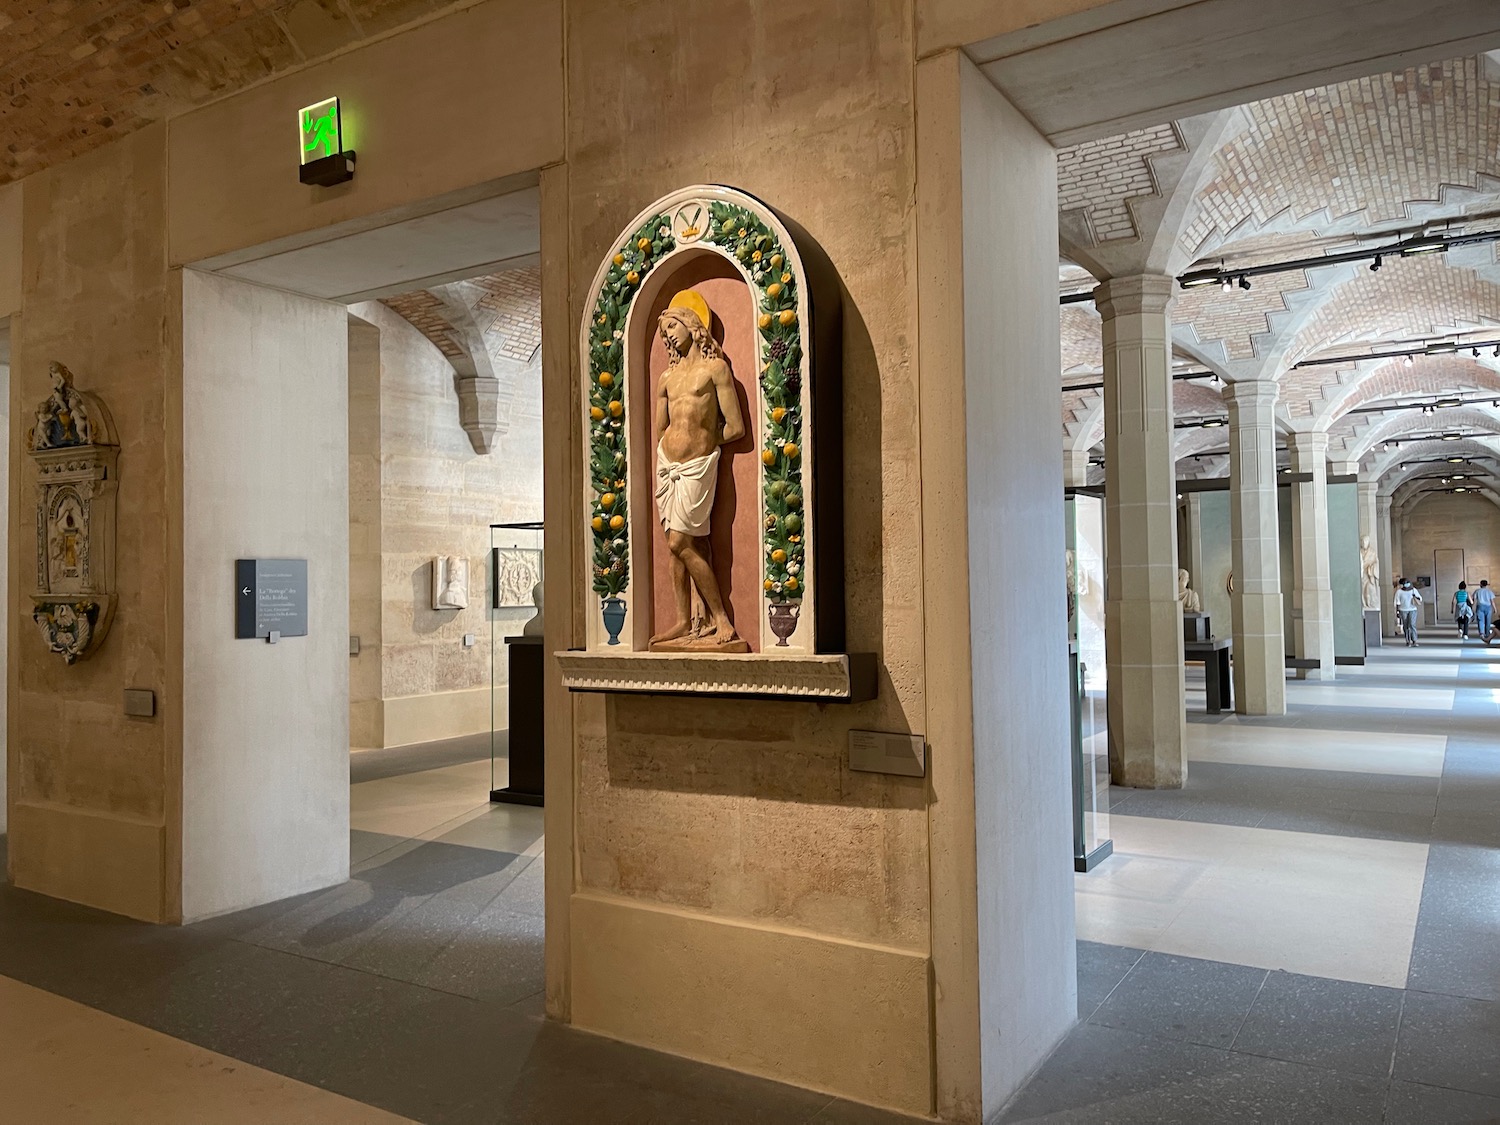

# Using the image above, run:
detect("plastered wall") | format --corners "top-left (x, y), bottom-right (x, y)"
top-left (179, 270), bottom-right (350, 922)
top-left (345, 300), bottom-right (542, 749)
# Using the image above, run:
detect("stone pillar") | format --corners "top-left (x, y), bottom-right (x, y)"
top-left (1063, 447), bottom-right (1092, 488)
top-left (1182, 493), bottom-right (1205, 600)
top-left (1289, 431), bottom-right (1336, 680)
top-left (1099, 274), bottom-right (1185, 788)
top-left (1224, 380), bottom-right (1286, 715)
top-left (1377, 494), bottom-right (1395, 635)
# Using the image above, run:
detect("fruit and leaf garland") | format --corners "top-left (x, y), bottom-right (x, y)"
top-left (706, 202), bottom-right (806, 604)
top-left (587, 213), bottom-right (674, 598)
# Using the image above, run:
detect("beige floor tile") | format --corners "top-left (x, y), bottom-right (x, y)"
top-left (0, 976), bottom-right (414, 1125)
top-left (1185, 721), bottom-right (1448, 776)
top-left (1286, 684), bottom-right (1455, 711)
top-left (1076, 814), bottom-right (1428, 988)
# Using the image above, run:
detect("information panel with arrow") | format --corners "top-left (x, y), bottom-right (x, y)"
top-left (235, 559), bottom-right (309, 640)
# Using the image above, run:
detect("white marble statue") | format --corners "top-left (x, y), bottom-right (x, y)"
top-left (433, 556), bottom-right (469, 610)
top-left (522, 580), bottom-right (545, 637)
top-left (1360, 535), bottom-right (1381, 611)
top-left (1178, 568), bottom-right (1203, 614)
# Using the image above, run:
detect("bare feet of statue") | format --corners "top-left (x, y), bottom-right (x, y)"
top-left (649, 620), bottom-right (692, 646)
top-left (709, 617), bottom-right (738, 645)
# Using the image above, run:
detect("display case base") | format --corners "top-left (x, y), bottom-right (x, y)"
top-left (490, 787), bottom-right (545, 807)
top-left (1075, 839), bottom-right (1114, 873)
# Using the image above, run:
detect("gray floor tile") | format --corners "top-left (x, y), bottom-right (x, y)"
top-left (806, 1098), bottom-right (926, 1124)
top-left (413, 902), bottom-right (544, 1004)
top-left (1231, 970), bottom-right (1402, 1077)
top-left (998, 1023), bottom-right (1386, 1124)
top-left (1076, 941), bottom-right (1145, 1018)
top-left (1408, 846), bottom-right (1500, 1002)
top-left (1089, 951), bottom-right (1267, 1048)
top-left (1385, 1080), bottom-right (1500, 1125)
top-left (1395, 990), bottom-right (1500, 1097)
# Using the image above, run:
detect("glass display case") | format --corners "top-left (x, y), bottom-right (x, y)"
top-left (1066, 494), bottom-right (1111, 871)
top-left (489, 522), bottom-right (544, 805)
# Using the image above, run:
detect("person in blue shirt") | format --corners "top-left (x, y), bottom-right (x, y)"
top-left (1452, 581), bottom-right (1473, 640)
top-left (1475, 579), bottom-right (1495, 642)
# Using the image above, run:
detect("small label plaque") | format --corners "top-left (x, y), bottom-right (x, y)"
top-left (236, 559), bottom-right (309, 640)
top-left (848, 730), bottom-right (926, 777)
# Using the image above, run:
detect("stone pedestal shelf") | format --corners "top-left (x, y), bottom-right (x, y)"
top-left (556, 651), bottom-right (876, 703)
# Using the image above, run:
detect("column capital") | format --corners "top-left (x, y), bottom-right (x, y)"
top-left (1330, 460), bottom-right (1360, 477)
top-left (1377, 494), bottom-right (1393, 514)
top-left (1094, 273), bottom-right (1174, 319)
top-left (1222, 377), bottom-right (1279, 406)
top-left (1288, 430), bottom-right (1329, 455)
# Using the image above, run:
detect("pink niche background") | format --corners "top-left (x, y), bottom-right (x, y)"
top-left (636, 254), bottom-right (762, 651)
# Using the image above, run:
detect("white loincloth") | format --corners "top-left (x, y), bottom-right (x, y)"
top-left (655, 444), bottom-right (720, 537)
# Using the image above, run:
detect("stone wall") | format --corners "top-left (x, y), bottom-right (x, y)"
top-left (1400, 492), bottom-right (1500, 596)
top-left (7, 126), bottom-right (174, 920)
top-left (346, 297), bottom-right (543, 749)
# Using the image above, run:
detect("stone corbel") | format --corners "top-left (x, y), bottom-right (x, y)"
top-left (430, 283), bottom-right (500, 455)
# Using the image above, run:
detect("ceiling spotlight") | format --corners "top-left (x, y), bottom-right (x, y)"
top-left (1369, 255), bottom-right (1383, 272)
top-left (1279, 466), bottom-right (1292, 474)
top-left (1404, 355), bottom-right (1414, 367)
top-left (1454, 486), bottom-right (1471, 493)
top-left (1202, 419), bottom-right (1225, 428)
top-left (1452, 473), bottom-right (1468, 480)
top-left (1422, 404), bottom-right (1436, 415)
top-left (1493, 346), bottom-right (1499, 358)
top-left (1447, 456), bottom-right (1466, 463)
top-left (1473, 348), bottom-right (1481, 358)
top-left (1443, 432), bottom-right (1462, 440)
top-left (1437, 397), bottom-right (1462, 408)
top-left (1237, 275), bottom-right (1252, 291)
top-left (1221, 277), bottom-right (1233, 293)
top-left (1179, 274), bottom-right (1219, 289)
top-left (1443, 477), bottom-right (1452, 484)
top-left (1428, 341), bottom-right (1459, 355)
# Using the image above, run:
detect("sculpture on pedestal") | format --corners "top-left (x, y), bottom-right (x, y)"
top-left (649, 290), bottom-right (748, 652)
top-left (1360, 535), bottom-right (1381, 610)
top-left (28, 362), bottom-right (118, 663)
top-left (1178, 568), bottom-right (1202, 614)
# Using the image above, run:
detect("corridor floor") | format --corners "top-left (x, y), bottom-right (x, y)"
top-left (0, 736), bottom-right (916, 1125)
top-left (1002, 630), bottom-right (1500, 1124)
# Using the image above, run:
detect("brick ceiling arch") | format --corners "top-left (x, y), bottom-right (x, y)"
top-left (1060, 307), bottom-right (1103, 373)
top-left (1344, 405), bottom-right (1500, 462)
top-left (1316, 354), bottom-right (1500, 435)
top-left (1178, 57), bottom-right (1500, 261)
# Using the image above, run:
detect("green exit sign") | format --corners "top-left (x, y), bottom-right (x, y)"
top-left (298, 97), bottom-right (355, 186)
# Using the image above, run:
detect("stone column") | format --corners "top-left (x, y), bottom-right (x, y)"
top-left (1182, 493), bottom-right (1205, 600)
top-left (1377, 494), bottom-right (1394, 635)
top-left (1289, 431), bottom-right (1336, 679)
top-left (1063, 448), bottom-right (1092, 488)
top-left (1099, 274), bottom-right (1185, 788)
top-left (1224, 379), bottom-right (1286, 715)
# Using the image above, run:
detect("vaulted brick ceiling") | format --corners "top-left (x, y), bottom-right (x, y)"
top-left (1058, 53), bottom-right (1500, 481)
top-left (0, 0), bottom-right (455, 184)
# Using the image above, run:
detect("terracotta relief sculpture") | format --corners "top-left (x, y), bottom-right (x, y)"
top-left (29, 362), bottom-right (118, 663)
top-left (649, 290), bottom-right (748, 652)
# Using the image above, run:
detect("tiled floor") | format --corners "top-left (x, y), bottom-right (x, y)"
top-left (0, 738), bottom-right (919, 1125)
top-left (1004, 629), bottom-right (1500, 1123)
top-left (4, 632), bottom-right (1499, 1124)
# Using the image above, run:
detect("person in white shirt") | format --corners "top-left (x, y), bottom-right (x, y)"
top-left (1394, 579), bottom-right (1424, 647)
top-left (1475, 579), bottom-right (1495, 642)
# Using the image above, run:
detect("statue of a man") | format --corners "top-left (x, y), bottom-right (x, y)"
top-left (1178, 568), bottom-right (1202, 614)
top-left (1360, 535), bottom-right (1380, 610)
top-left (649, 290), bottom-right (747, 650)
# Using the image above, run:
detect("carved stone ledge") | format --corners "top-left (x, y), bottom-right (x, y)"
top-left (556, 651), bottom-right (877, 703)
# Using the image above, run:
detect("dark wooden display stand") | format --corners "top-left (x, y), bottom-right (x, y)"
top-left (491, 635), bottom-right (544, 807)
top-left (1184, 637), bottom-right (1233, 714)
